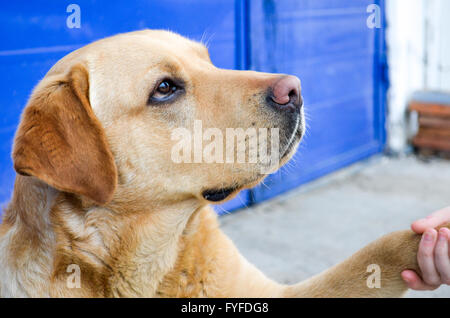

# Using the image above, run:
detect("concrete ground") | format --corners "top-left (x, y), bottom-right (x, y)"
top-left (219, 155), bottom-right (450, 298)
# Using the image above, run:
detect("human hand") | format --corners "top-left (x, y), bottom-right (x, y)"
top-left (401, 207), bottom-right (450, 290)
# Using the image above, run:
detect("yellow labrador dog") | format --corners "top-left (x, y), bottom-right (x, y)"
top-left (0, 30), bottom-right (448, 297)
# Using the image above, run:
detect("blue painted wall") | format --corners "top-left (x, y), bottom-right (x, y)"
top-left (0, 0), bottom-right (387, 214)
top-left (248, 0), bottom-right (388, 203)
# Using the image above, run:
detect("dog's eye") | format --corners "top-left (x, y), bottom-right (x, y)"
top-left (153, 80), bottom-right (178, 98)
top-left (149, 79), bottom-right (183, 104)
top-left (157, 81), bottom-right (176, 95)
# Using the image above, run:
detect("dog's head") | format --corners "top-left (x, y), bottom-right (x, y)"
top-left (12, 30), bottom-right (304, 208)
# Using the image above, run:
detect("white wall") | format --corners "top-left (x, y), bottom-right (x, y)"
top-left (386, 0), bottom-right (450, 153)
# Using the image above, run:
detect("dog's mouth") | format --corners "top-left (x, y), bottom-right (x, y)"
top-left (202, 187), bottom-right (237, 202)
top-left (202, 112), bottom-right (305, 204)
top-left (279, 110), bottom-right (304, 161)
top-left (282, 120), bottom-right (303, 159)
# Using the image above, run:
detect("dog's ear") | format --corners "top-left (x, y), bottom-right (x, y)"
top-left (12, 64), bottom-right (117, 205)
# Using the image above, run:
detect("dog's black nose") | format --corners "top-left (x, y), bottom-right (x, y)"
top-left (267, 75), bottom-right (302, 112)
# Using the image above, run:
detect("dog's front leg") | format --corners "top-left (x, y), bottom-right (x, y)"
top-left (281, 224), bottom-right (450, 297)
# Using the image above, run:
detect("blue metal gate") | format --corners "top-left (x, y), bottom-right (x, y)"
top-left (248, 0), bottom-right (388, 204)
top-left (0, 0), bottom-right (387, 214)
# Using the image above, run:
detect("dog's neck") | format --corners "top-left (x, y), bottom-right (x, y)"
top-left (0, 175), bottom-right (203, 297)
top-left (0, 176), bottom-right (58, 297)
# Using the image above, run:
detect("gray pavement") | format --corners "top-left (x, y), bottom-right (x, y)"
top-left (219, 155), bottom-right (450, 298)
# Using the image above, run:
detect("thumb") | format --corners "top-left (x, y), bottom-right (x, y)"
top-left (411, 207), bottom-right (450, 234)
